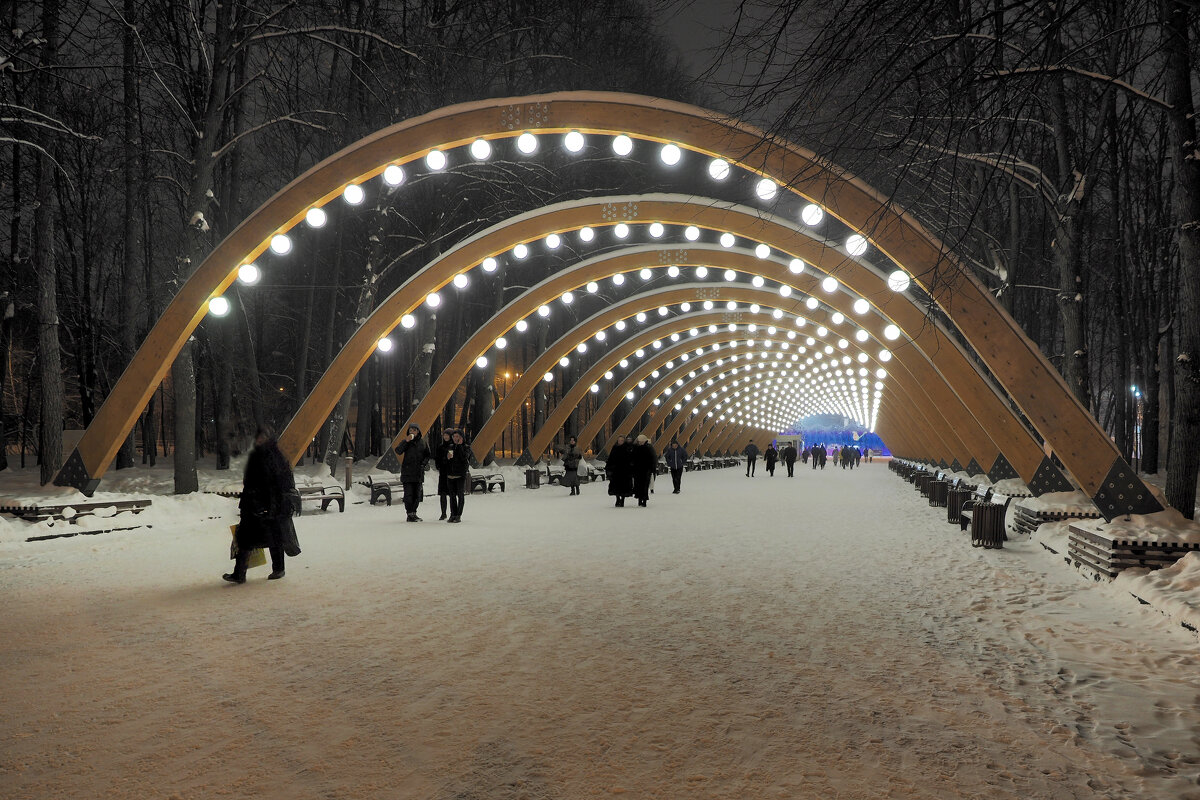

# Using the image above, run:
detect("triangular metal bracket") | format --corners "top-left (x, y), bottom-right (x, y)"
top-left (52, 448), bottom-right (101, 496)
top-left (939, 459), bottom-right (949, 470)
top-left (950, 458), bottom-right (964, 473)
top-left (467, 446), bottom-right (480, 469)
top-left (513, 448), bottom-right (536, 467)
top-left (987, 452), bottom-right (1020, 483)
top-left (965, 457), bottom-right (983, 476)
top-left (1090, 457), bottom-right (1163, 522)
top-left (375, 448), bottom-right (401, 474)
top-left (1027, 456), bottom-right (1074, 496)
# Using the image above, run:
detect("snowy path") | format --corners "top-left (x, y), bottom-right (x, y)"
top-left (2, 462), bottom-right (1198, 799)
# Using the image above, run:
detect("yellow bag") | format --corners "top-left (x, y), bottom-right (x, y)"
top-left (230, 524), bottom-right (268, 568)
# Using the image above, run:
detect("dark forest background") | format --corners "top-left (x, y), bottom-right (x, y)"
top-left (2, 0), bottom-right (1199, 516)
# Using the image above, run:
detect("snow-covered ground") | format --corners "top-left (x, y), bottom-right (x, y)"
top-left (2, 460), bottom-right (1199, 798)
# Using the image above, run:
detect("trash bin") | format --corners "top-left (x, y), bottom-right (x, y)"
top-left (915, 472), bottom-right (933, 496)
top-left (928, 479), bottom-right (948, 507)
top-left (525, 469), bottom-right (541, 489)
top-left (946, 487), bottom-right (972, 525)
top-left (971, 503), bottom-right (1006, 548)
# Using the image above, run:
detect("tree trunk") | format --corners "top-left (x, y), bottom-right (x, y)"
top-left (172, 340), bottom-right (198, 492)
top-left (34, 0), bottom-right (64, 486)
top-left (1162, 0), bottom-right (1200, 518)
top-left (116, 0), bottom-right (141, 470)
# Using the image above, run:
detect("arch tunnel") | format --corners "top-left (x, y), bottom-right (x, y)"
top-left (53, 92), bottom-right (1162, 524)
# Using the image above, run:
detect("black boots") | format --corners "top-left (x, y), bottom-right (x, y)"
top-left (407, 513), bottom-right (421, 522)
top-left (222, 573), bottom-right (246, 584)
top-left (268, 570), bottom-right (285, 580)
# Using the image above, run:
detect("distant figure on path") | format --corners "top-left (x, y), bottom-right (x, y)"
top-left (744, 440), bottom-right (760, 477)
top-left (764, 443), bottom-right (778, 476)
top-left (561, 435), bottom-right (584, 496)
top-left (607, 434), bottom-right (635, 507)
top-left (665, 439), bottom-right (688, 493)
top-left (395, 423), bottom-right (431, 521)
top-left (224, 426), bottom-right (300, 584)
top-left (783, 443), bottom-right (798, 477)
top-left (632, 434), bottom-right (657, 507)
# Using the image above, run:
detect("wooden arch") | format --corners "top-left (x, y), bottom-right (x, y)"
top-left (54, 92), bottom-right (1155, 522)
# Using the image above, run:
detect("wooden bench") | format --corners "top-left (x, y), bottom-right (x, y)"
top-left (360, 475), bottom-right (405, 506)
top-left (470, 473), bottom-right (506, 493)
top-left (0, 498), bottom-right (152, 524)
top-left (291, 484), bottom-right (345, 514)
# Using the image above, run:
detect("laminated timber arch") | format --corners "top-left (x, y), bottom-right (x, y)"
top-left (53, 92), bottom-right (1156, 522)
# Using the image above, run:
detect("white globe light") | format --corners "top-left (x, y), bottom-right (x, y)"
top-left (838, 339), bottom-right (849, 349)
top-left (667, 266), bottom-right (680, 278)
top-left (649, 222), bottom-right (664, 238)
top-left (818, 326), bottom-right (829, 336)
top-left (788, 259), bottom-right (804, 274)
top-left (614, 223), bottom-right (629, 238)
top-left (615, 321), bottom-right (626, 331)
top-left (475, 356), bottom-right (488, 368)
top-left (544, 372), bottom-right (555, 382)
top-left (779, 286), bottom-right (792, 297)
top-left (343, 183), bottom-right (365, 205)
top-left (482, 257), bottom-right (498, 273)
top-left (586, 281), bottom-right (599, 293)
top-left (658, 306), bottom-right (669, 316)
top-left (709, 158), bottom-right (730, 180)
top-left (237, 264), bottom-right (260, 284)
top-left (400, 314), bottom-right (416, 329)
top-left (853, 298), bottom-right (870, 315)
top-left (580, 227), bottom-right (595, 242)
top-left (383, 164), bottom-right (405, 186)
top-left (513, 243), bottom-right (528, 259)
top-left (596, 330), bottom-right (606, 341)
top-left (695, 266), bottom-right (709, 278)
top-left (636, 312), bottom-right (648, 322)
top-left (269, 234), bottom-right (292, 255)
top-left (879, 349), bottom-right (892, 362)
top-left (626, 391), bottom-right (635, 400)
top-left (727, 301), bottom-right (738, 310)
top-left (749, 302), bottom-right (760, 313)
top-left (680, 302), bottom-right (691, 311)
top-left (515, 320), bottom-right (528, 332)
top-left (755, 178), bottom-right (778, 200)
top-left (564, 130), bottom-right (585, 152)
top-left (619, 359), bottom-right (629, 368)
top-left (453, 274), bottom-right (469, 289)
top-left (640, 268), bottom-right (653, 280)
top-left (305, 207), bottom-right (327, 228)
top-left (884, 324), bottom-right (901, 340)
top-left (559, 356), bottom-right (570, 367)
top-left (591, 384), bottom-right (601, 393)
top-left (888, 270), bottom-right (912, 292)
top-left (208, 296), bottom-right (230, 316)
top-left (684, 225), bottom-right (700, 241)
top-left (855, 330), bottom-right (869, 342)
top-left (720, 232), bottom-right (736, 248)
top-left (470, 138), bottom-right (492, 160)
top-left (831, 312), bottom-right (845, 324)
top-left (561, 291), bottom-right (575, 305)
top-left (425, 149), bottom-right (447, 170)
top-left (496, 337), bottom-right (508, 349)
top-left (806, 297), bottom-right (819, 310)
top-left (773, 309), bottom-right (784, 319)
top-left (754, 244), bottom-right (771, 260)
top-left (724, 269), bottom-right (737, 282)
top-left (752, 275), bottom-right (765, 288)
top-left (425, 292), bottom-right (442, 308)
top-left (377, 337), bottom-right (394, 353)
top-left (801, 204), bottom-right (824, 226)
top-left (660, 143), bottom-right (682, 165)
top-left (545, 233), bottom-right (561, 249)
top-left (612, 134), bottom-right (633, 156)
top-left (876, 368), bottom-right (887, 379)
top-left (537, 305), bottom-right (551, 317)
top-left (612, 273), bottom-right (625, 286)
top-left (821, 276), bottom-right (838, 293)
top-left (846, 234), bottom-right (868, 256)
top-left (516, 132), bottom-right (538, 154)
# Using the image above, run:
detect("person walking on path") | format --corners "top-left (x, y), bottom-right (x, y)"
top-left (632, 434), bottom-right (657, 506)
top-left (664, 439), bottom-right (688, 493)
top-left (783, 443), bottom-right (798, 477)
top-left (811, 444), bottom-right (820, 470)
top-left (802, 447), bottom-right (810, 465)
top-left (435, 429), bottom-right (452, 520)
top-left (224, 426), bottom-right (300, 584)
top-left (764, 443), bottom-right (779, 476)
top-left (818, 446), bottom-right (828, 470)
top-left (744, 440), bottom-right (760, 477)
top-left (395, 423), bottom-right (431, 521)
top-left (561, 436), bottom-right (584, 496)
top-left (443, 429), bottom-right (469, 523)
top-left (607, 434), bottom-right (635, 507)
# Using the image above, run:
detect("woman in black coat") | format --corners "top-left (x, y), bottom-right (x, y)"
top-left (224, 427), bottom-right (300, 584)
top-left (443, 429), bottom-right (470, 523)
top-left (764, 444), bottom-right (778, 476)
top-left (435, 429), bottom-right (452, 519)
top-left (606, 434), bottom-right (635, 507)
top-left (631, 434), bottom-right (657, 506)
top-left (395, 423), bottom-right (431, 521)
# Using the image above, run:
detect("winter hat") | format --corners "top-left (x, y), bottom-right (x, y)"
top-left (635, 434), bottom-right (648, 444)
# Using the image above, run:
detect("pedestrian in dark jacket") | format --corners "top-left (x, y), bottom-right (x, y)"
top-left (224, 427), bottom-right (300, 584)
top-left (395, 423), bottom-right (430, 521)
top-left (435, 429), bottom-right (453, 519)
top-left (607, 434), bottom-right (635, 507)
top-left (664, 440), bottom-right (688, 493)
top-left (632, 434), bottom-right (657, 506)
top-left (443, 429), bottom-right (469, 522)
top-left (764, 444), bottom-right (779, 476)
top-left (783, 444), bottom-right (798, 477)
top-left (561, 436), bottom-right (584, 496)
top-left (802, 447), bottom-right (810, 464)
top-left (744, 441), bottom-right (760, 477)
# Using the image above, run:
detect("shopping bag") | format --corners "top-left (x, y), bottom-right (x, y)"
top-left (229, 524), bottom-right (268, 568)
